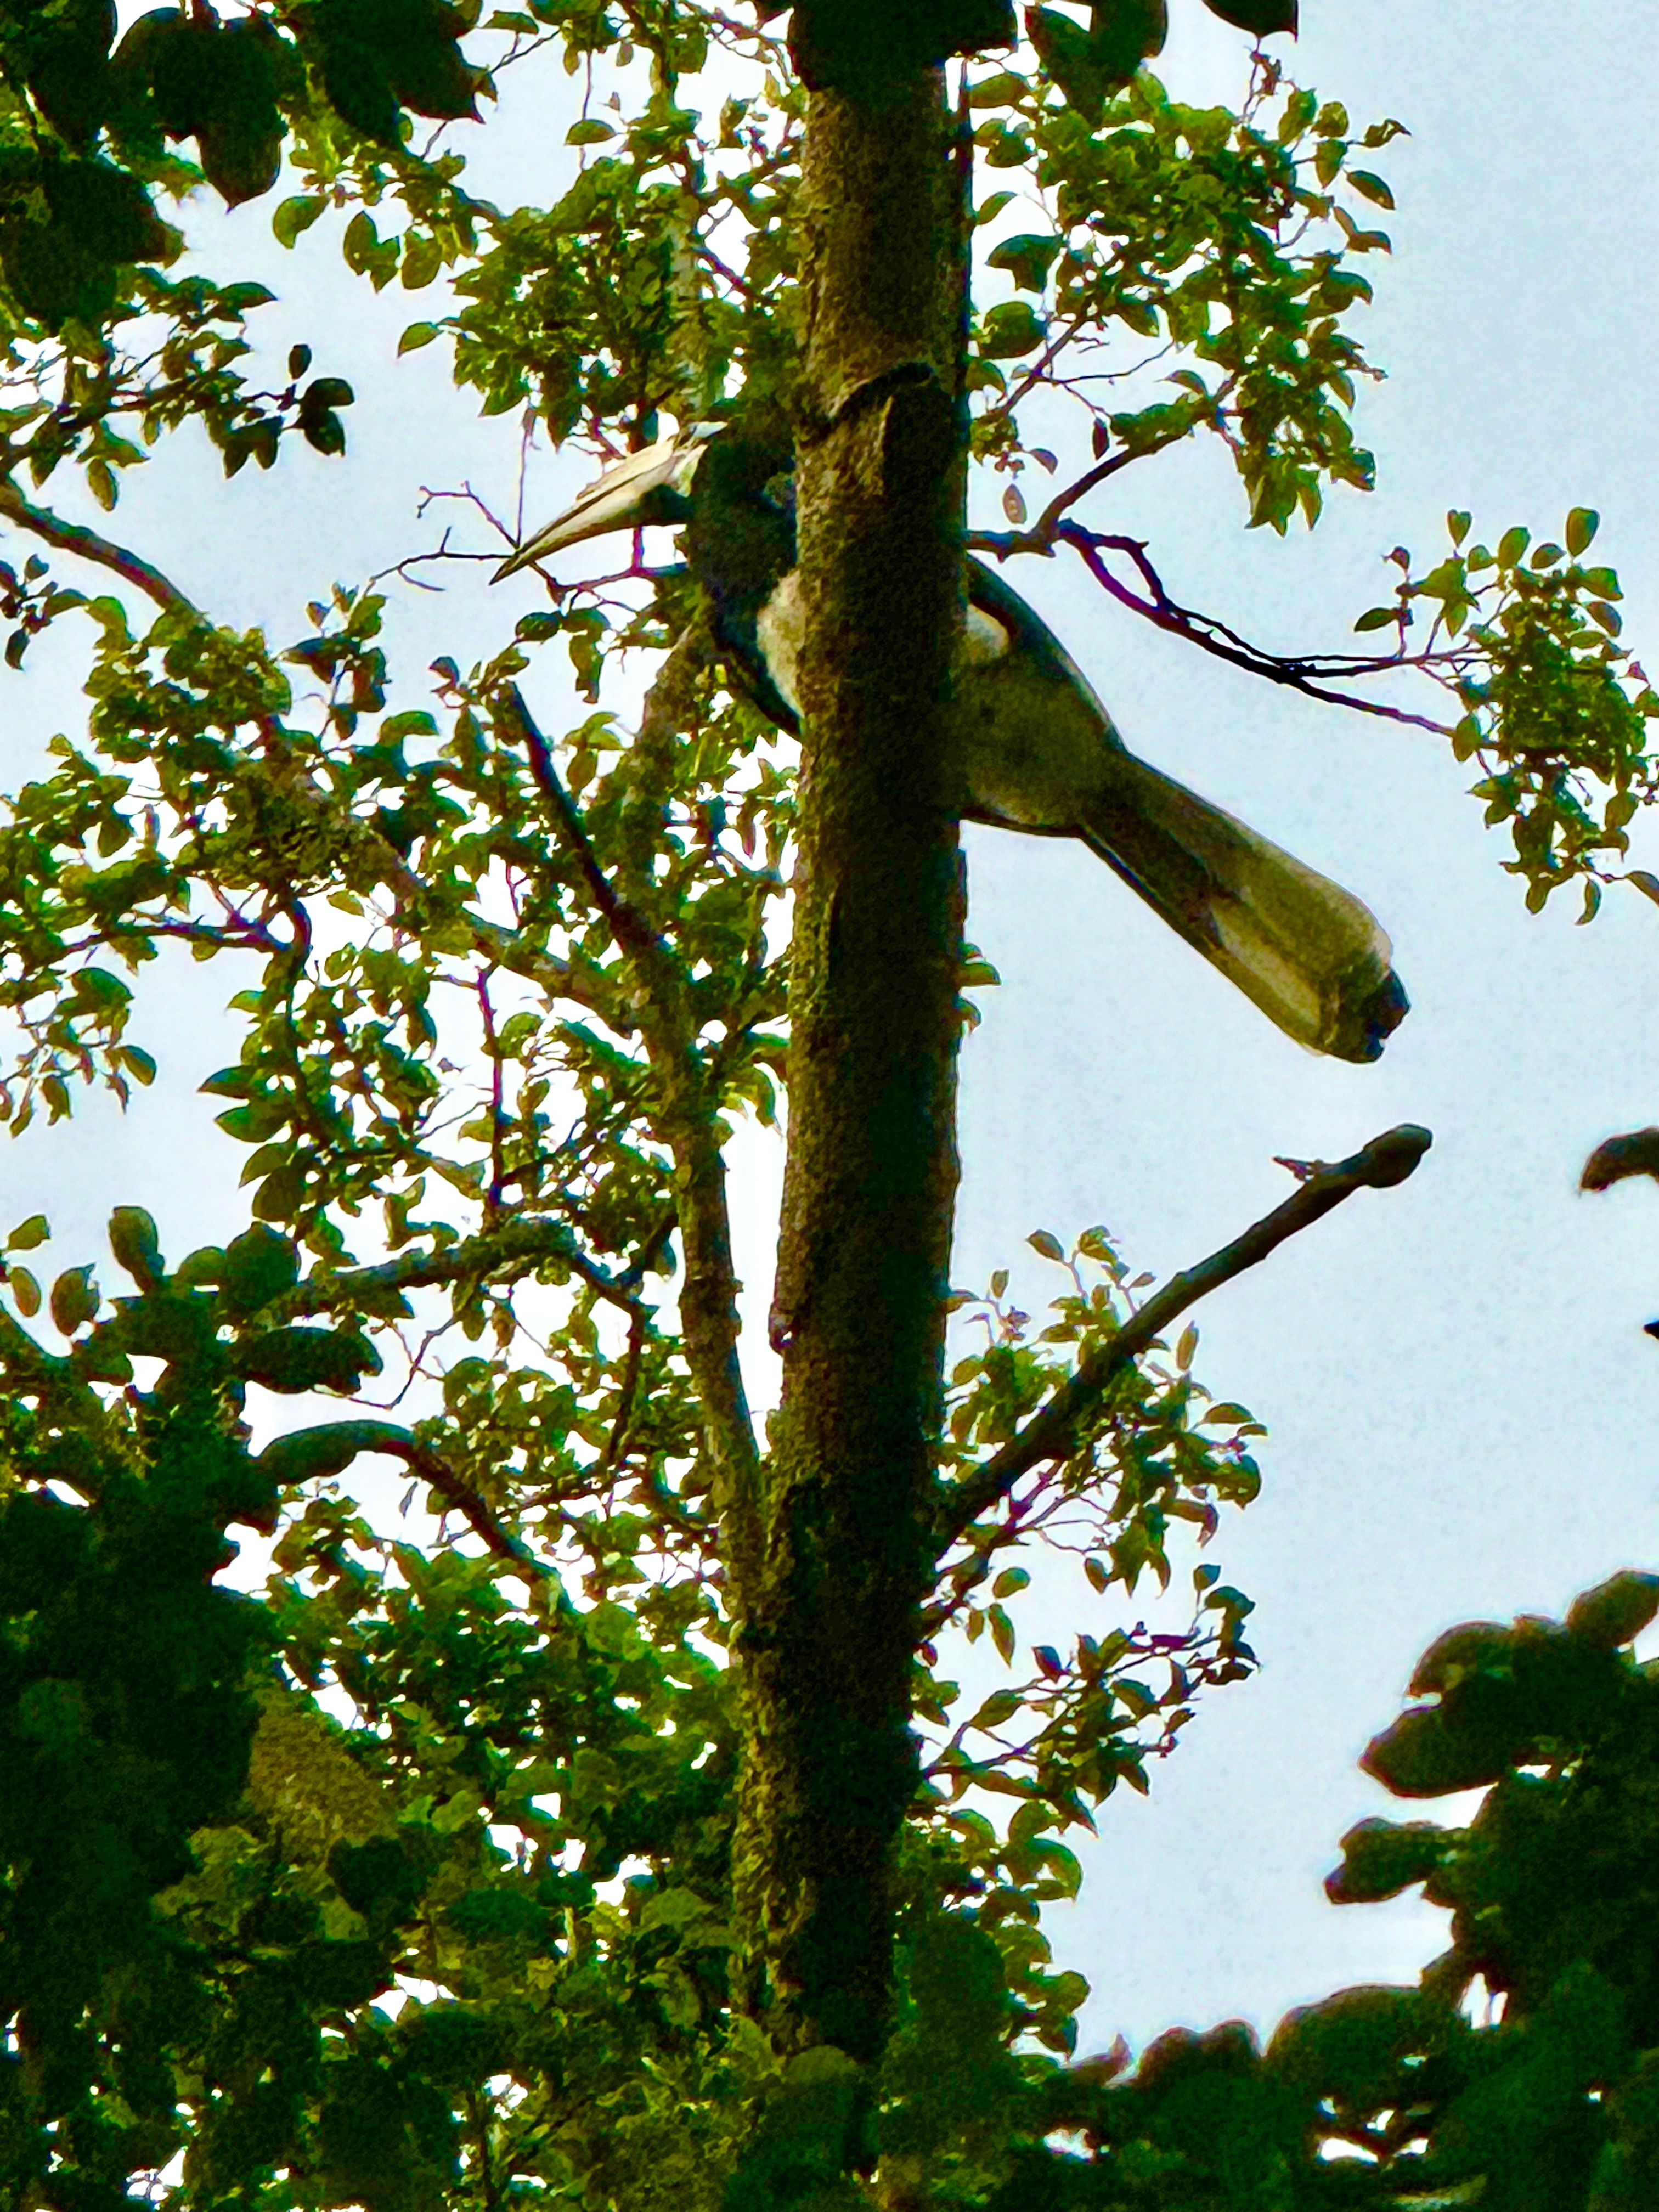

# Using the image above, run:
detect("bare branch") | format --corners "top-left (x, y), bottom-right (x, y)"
top-left (598, 1306), bottom-right (648, 1478)
top-left (312, 1419), bottom-right (555, 1576)
top-left (497, 656), bottom-right (764, 1600)
top-left (280, 1212), bottom-right (653, 1324)
top-left (1059, 524), bottom-right (1452, 731)
top-left (0, 482), bottom-right (206, 622)
top-left (498, 684), bottom-right (668, 972)
top-left (1029, 446), bottom-right (1143, 538)
top-left (397, 1437), bottom-right (551, 1573)
top-left (935, 1124), bottom-right (1433, 1550)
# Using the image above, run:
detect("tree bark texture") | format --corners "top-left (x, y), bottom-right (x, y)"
top-left (734, 76), bottom-right (967, 2067)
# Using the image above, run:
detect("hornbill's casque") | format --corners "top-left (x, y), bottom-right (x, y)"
top-left (495, 422), bottom-right (1409, 1062)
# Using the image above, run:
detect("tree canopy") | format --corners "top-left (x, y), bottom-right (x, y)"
top-left (0, 0), bottom-right (1654, 2205)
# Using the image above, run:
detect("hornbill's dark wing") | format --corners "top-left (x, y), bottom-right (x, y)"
top-left (496, 430), bottom-right (1408, 1063)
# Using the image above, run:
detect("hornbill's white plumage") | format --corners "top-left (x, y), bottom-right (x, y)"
top-left (496, 422), bottom-right (1408, 1062)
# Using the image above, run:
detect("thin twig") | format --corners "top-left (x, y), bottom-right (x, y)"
top-left (968, 514), bottom-right (1453, 737)
top-left (1029, 447), bottom-right (1143, 538)
top-left (259, 1416), bottom-right (555, 1577)
top-left (1059, 524), bottom-right (1451, 732)
top-left (476, 972), bottom-right (508, 1217)
top-left (935, 1124), bottom-right (1433, 1550)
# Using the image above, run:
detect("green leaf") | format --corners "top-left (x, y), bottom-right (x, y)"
top-left (1409, 1618), bottom-right (1513, 1696)
top-left (7, 1215), bottom-right (50, 1253)
top-left (18, 0), bottom-right (117, 150)
top-left (258, 1419), bottom-right (411, 1486)
top-left (1025, 0), bottom-right (1167, 123)
top-left (791, 0), bottom-right (1017, 92)
top-left (234, 1324), bottom-right (382, 1395)
top-left (970, 1689), bottom-right (1022, 1730)
top-left (108, 1206), bottom-right (165, 1290)
top-left (297, 375), bottom-right (356, 456)
top-left (1346, 168), bottom-right (1395, 209)
top-left (1565, 1571), bottom-right (1659, 1651)
top-left (220, 1223), bottom-right (300, 1316)
top-left (273, 192), bottom-right (327, 248)
top-left (1324, 1816), bottom-right (1449, 1904)
top-left (8, 1266), bottom-right (41, 1318)
top-left (309, 0), bottom-right (481, 148)
top-left (1027, 1229), bottom-right (1065, 1261)
top-left (399, 230), bottom-right (442, 289)
top-left (0, 154), bottom-right (178, 332)
top-left (978, 301), bottom-right (1047, 360)
top-left (398, 319), bottom-right (442, 354)
top-left (986, 232), bottom-right (1062, 292)
top-left (566, 120), bottom-right (615, 145)
top-left (1201, 0), bottom-right (1296, 35)
top-left (966, 72), bottom-right (1027, 109)
top-left (49, 1264), bottom-right (100, 1336)
top-left (1566, 506), bottom-right (1600, 555)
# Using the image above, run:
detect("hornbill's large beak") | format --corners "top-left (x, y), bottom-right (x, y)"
top-left (495, 434), bottom-right (1409, 1064)
top-left (493, 433), bottom-right (708, 580)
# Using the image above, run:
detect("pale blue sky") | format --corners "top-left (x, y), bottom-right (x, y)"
top-left (0, 0), bottom-right (1651, 2062)
top-left (953, 0), bottom-right (1659, 2049)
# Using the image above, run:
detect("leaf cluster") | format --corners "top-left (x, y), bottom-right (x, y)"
top-left (966, 58), bottom-right (1402, 534)
top-left (0, 6), bottom-right (1650, 2206)
top-left (0, 0), bottom-right (480, 337)
top-left (1358, 510), bottom-right (1659, 916)
top-left (0, 1194), bottom-right (1265, 2209)
top-left (1043, 1572), bottom-right (1659, 2209)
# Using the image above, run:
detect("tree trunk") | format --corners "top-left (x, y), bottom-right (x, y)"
top-left (733, 72), bottom-right (967, 2070)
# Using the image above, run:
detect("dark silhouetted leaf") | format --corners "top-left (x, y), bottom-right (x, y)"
top-left (1200, 0), bottom-right (1296, 34)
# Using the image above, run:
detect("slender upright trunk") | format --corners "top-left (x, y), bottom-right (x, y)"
top-left (733, 72), bottom-right (967, 2067)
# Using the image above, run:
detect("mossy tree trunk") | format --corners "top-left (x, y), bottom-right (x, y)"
top-left (732, 71), bottom-right (969, 2069)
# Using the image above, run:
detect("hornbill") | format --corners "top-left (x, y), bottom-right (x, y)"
top-left (495, 421), bottom-right (1409, 1062)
